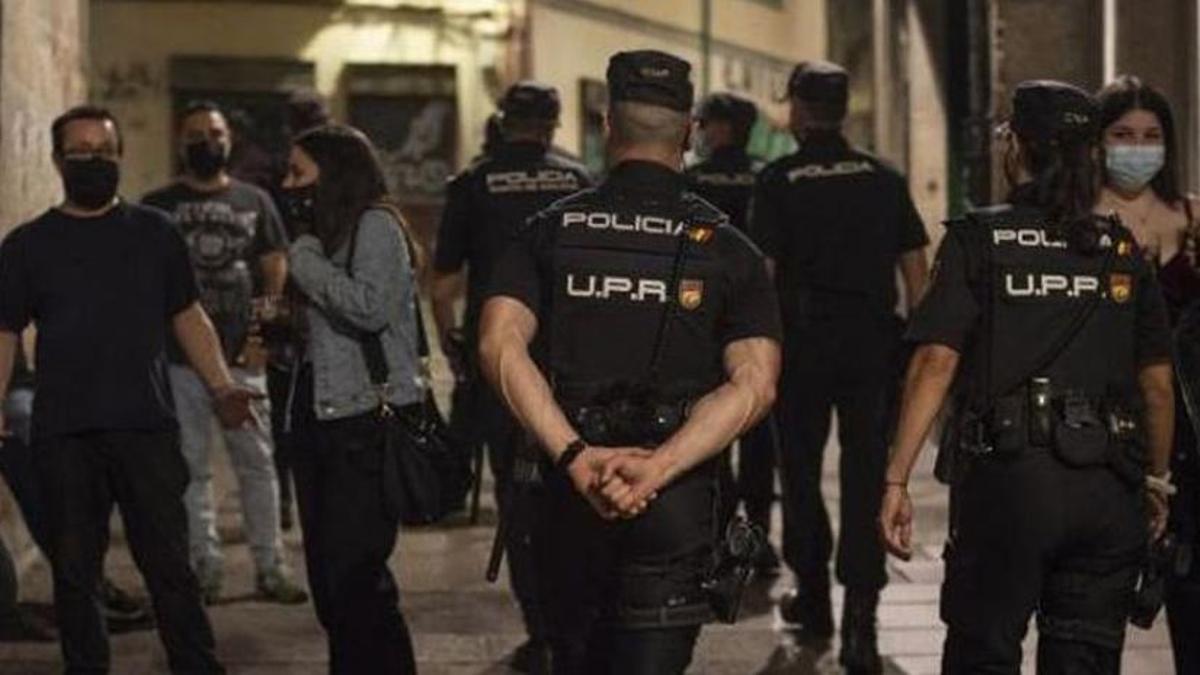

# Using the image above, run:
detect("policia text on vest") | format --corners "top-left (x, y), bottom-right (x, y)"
top-left (477, 50), bottom-right (782, 673)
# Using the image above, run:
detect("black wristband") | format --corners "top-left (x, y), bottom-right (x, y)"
top-left (556, 439), bottom-right (588, 472)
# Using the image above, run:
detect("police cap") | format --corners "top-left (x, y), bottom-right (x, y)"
top-left (607, 50), bottom-right (694, 113)
top-left (500, 81), bottom-right (561, 121)
top-left (696, 93), bottom-right (759, 132)
top-left (1010, 80), bottom-right (1097, 144)
top-left (786, 60), bottom-right (849, 107)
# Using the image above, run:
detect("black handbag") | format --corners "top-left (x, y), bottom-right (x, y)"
top-left (346, 205), bottom-right (473, 526)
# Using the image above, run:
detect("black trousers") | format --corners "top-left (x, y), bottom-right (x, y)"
top-left (468, 377), bottom-right (546, 641)
top-left (733, 415), bottom-right (777, 528)
top-left (540, 463), bottom-right (713, 675)
top-left (290, 376), bottom-right (416, 675)
top-left (266, 364), bottom-right (294, 514)
top-left (35, 430), bottom-right (222, 675)
top-left (1166, 397), bottom-right (1200, 674)
top-left (941, 452), bottom-right (1144, 674)
top-left (777, 319), bottom-right (895, 593)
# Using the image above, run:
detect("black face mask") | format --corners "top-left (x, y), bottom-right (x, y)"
top-left (279, 184), bottom-right (317, 235)
top-left (184, 140), bottom-right (228, 179)
top-left (61, 157), bottom-right (120, 210)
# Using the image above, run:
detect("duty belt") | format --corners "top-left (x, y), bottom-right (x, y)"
top-left (960, 383), bottom-right (1139, 458)
top-left (565, 398), bottom-right (692, 447)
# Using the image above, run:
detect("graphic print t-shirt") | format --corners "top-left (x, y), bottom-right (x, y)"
top-left (143, 178), bottom-right (287, 363)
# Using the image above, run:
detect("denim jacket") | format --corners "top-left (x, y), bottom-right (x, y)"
top-left (287, 207), bottom-right (423, 424)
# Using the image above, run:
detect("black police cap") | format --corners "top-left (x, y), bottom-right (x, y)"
top-left (607, 50), bottom-right (694, 113)
top-left (500, 81), bottom-right (561, 121)
top-left (786, 60), bottom-right (849, 105)
top-left (1010, 80), bottom-right (1097, 144)
top-left (696, 93), bottom-right (759, 130)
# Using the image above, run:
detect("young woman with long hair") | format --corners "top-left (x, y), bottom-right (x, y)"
top-left (1096, 75), bottom-right (1200, 673)
top-left (279, 124), bottom-right (423, 674)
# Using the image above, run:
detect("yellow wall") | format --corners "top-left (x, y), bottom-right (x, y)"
top-left (529, 0), bottom-right (825, 154)
top-left (91, 0), bottom-right (508, 198)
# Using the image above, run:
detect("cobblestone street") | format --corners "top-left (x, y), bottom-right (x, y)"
top-left (0, 425), bottom-right (1175, 674)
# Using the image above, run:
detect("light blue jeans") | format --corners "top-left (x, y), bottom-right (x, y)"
top-left (168, 365), bottom-right (283, 578)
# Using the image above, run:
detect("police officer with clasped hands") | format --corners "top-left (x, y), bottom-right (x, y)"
top-left (432, 81), bottom-right (592, 672)
top-left (751, 60), bottom-right (929, 672)
top-left (880, 80), bottom-right (1175, 672)
top-left (478, 50), bottom-right (782, 674)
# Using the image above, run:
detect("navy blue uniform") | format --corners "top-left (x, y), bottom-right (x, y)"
top-left (751, 131), bottom-right (927, 598)
top-left (488, 160), bottom-right (781, 673)
top-left (910, 197), bottom-right (1170, 671)
top-left (686, 147), bottom-right (778, 534)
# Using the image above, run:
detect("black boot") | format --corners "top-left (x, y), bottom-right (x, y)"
top-left (779, 580), bottom-right (834, 643)
top-left (840, 588), bottom-right (882, 674)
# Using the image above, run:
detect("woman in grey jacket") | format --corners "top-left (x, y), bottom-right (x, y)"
top-left (278, 125), bottom-right (422, 674)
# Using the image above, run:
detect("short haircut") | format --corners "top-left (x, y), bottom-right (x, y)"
top-left (609, 101), bottom-right (689, 148)
top-left (51, 105), bottom-right (123, 156)
top-left (179, 99), bottom-right (225, 126)
top-left (794, 98), bottom-right (846, 129)
top-left (500, 115), bottom-right (555, 140)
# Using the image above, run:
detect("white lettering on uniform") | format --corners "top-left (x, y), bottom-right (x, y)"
top-left (694, 172), bottom-right (755, 187)
top-left (561, 212), bottom-right (686, 237)
top-left (993, 228), bottom-right (1068, 249)
top-left (1004, 273), bottom-right (1102, 298)
top-left (564, 274), bottom-right (669, 303)
top-left (634, 279), bottom-right (668, 303)
top-left (486, 169), bottom-right (581, 194)
top-left (786, 160), bottom-right (874, 182)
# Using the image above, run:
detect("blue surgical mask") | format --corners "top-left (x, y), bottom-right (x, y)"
top-left (1105, 144), bottom-right (1165, 192)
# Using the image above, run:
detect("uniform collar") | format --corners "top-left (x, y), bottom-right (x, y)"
top-left (605, 160), bottom-right (687, 196)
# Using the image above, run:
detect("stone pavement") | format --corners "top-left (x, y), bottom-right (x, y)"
top-left (0, 434), bottom-right (1176, 674)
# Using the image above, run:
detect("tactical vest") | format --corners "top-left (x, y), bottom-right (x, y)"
top-left (936, 205), bottom-right (1145, 482)
top-left (962, 205), bottom-right (1141, 403)
top-left (544, 192), bottom-right (729, 418)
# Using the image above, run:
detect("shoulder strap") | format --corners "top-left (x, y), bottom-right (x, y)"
top-left (343, 203), bottom-right (430, 388)
top-left (645, 225), bottom-right (693, 384)
top-left (973, 215), bottom-right (1120, 410)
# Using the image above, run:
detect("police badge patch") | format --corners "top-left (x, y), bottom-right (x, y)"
top-left (1110, 273), bottom-right (1133, 303)
top-left (679, 279), bottom-right (704, 310)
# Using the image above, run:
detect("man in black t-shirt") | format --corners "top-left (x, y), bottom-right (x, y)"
top-left (143, 100), bottom-right (305, 606)
top-left (478, 50), bottom-right (782, 672)
top-left (432, 82), bottom-right (592, 671)
top-left (750, 60), bottom-right (929, 670)
top-left (0, 105), bottom-right (257, 674)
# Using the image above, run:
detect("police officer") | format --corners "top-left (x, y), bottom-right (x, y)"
top-left (751, 60), bottom-right (929, 670)
top-left (686, 93), bottom-right (780, 574)
top-left (880, 80), bottom-right (1175, 672)
top-left (432, 81), bottom-right (592, 672)
top-left (478, 50), bottom-right (782, 674)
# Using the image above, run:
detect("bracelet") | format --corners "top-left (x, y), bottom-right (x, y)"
top-left (1146, 472), bottom-right (1177, 497)
top-left (556, 439), bottom-right (588, 472)
top-left (884, 479), bottom-right (908, 489)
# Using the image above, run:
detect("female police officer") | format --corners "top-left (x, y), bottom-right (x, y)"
top-left (878, 80), bottom-right (1175, 672)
